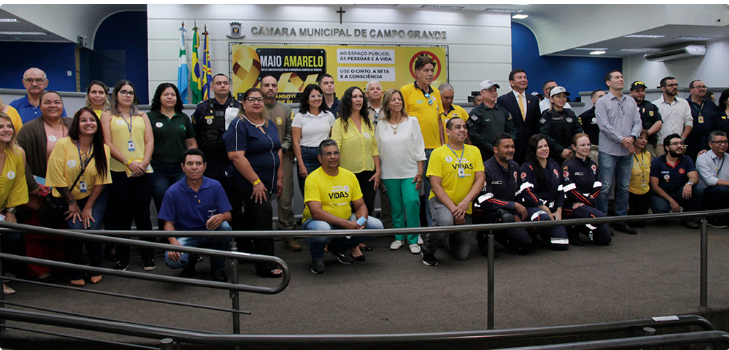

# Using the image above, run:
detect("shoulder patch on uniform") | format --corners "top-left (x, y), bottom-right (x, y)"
top-left (540, 118), bottom-right (546, 124)
top-left (521, 172), bottom-right (527, 179)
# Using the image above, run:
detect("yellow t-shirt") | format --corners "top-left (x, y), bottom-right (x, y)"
top-left (441, 104), bottom-right (469, 144)
top-left (46, 137), bottom-right (112, 200)
top-left (401, 82), bottom-right (444, 149)
top-left (108, 114), bottom-right (146, 172)
top-left (93, 109), bottom-right (104, 119)
top-left (303, 167), bottom-right (363, 222)
top-left (4, 105), bottom-right (23, 132)
top-left (427, 144), bottom-right (485, 214)
top-left (0, 147), bottom-right (28, 211)
top-left (330, 117), bottom-right (379, 173)
top-left (629, 150), bottom-right (651, 195)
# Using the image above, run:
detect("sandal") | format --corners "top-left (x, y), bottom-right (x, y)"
top-left (70, 279), bottom-right (86, 286)
top-left (89, 276), bottom-right (102, 284)
top-left (257, 269), bottom-right (283, 278)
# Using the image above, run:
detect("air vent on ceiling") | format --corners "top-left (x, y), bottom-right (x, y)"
top-left (644, 45), bottom-right (706, 62)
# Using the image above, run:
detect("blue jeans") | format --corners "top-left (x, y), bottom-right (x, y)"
top-left (597, 152), bottom-right (632, 216)
top-left (651, 185), bottom-right (705, 213)
top-left (297, 145), bottom-right (322, 195)
top-left (303, 215), bottom-right (381, 261)
top-left (152, 163), bottom-right (185, 216)
top-left (163, 221), bottom-right (231, 272)
top-left (52, 188), bottom-right (108, 280)
top-left (422, 148), bottom-right (435, 227)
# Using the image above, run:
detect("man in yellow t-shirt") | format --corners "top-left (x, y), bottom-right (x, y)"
top-left (422, 118), bottom-right (485, 266)
top-left (438, 82), bottom-right (469, 144)
top-left (302, 139), bottom-right (382, 274)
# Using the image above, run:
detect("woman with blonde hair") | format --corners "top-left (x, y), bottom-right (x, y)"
top-left (375, 88), bottom-right (425, 254)
top-left (85, 80), bottom-right (110, 118)
top-left (0, 112), bottom-right (29, 294)
top-left (0, 96), bottom-right (23, 132)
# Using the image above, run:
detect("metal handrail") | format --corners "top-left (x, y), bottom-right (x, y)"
top-left (504, 331), bottom-right (729, 350)
top-left (0, 309), bottom-right (717, 346)
top-left (1, 324), bottom-right (158, 350)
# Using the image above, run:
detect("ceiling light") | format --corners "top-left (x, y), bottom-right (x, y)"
top-left (618, 48), bottom-right (658, 52)
top-left (624, 34), bottom-right (665, 38)
top-left (590, 51), bottom-right (607, 55)
top-left (354, 4), bottom-right (398, 7)
top-left (574, 47), bottom-right (608, 51)
top-left (484, 8), bottom-right (523, 13)
top-left (0, 18), bottom-right (19, 23)
top-left (0, 31), bottom-right (47, 35)
top-left (674, 36), bottom-right (716, 40)
top-left (421, 5), bottom-right (464, 10)
top-left (512, 14), bottom-right (529, 19)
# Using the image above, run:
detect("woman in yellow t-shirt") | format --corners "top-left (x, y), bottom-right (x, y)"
top-left (331, 86), bottom-right (380, 261)
top-left (628, 130), bottom-right (652, 227)
top-left (85, 80), bottom-right (109, 119)
top-left (101, 80), bottom-right (155, 271)
top-left (0, 96), bottom-right (22, 132)
top-left (0, 112), bottom-right (29, 295)
top-left (47, 107), bottom-right (112, 286)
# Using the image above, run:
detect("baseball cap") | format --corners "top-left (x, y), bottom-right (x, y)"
top-left (630, 81), bottom-right (647, 91)
top-left (549, 86), bottom-right (570, 97)
top-left (479, 80), bottom-right (500, 91)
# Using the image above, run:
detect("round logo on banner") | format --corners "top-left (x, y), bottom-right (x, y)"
top-left (553, 169), bottom-right (559, 178)
top-left (521, 172), bottom-right (527, 179)
top-left (156, 122), bottom-right (163, 128)
top-left (48, 135), bottom-right (57, 142)
top-left (445, 156), bottom-right (453, 163)
top-left (364, 132), bottom-right (370, 138)
top-left (678, 168), bottom-right (685, 174)
top-left (67, 159), bottom-right (77, 168)
top-left (7, 171), bottom-right (15, 180)
top-left (409, 51), bottom-right (442, 80)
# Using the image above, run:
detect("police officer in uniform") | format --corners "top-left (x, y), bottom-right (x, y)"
top-left (686, 80), bottom-right (717, 161)
top-left (467, 80), bottom-right (516, 160)
top-left (578, 90), bottom-right (605, 164)
top-left (629, 81), bottom-right (663, 155)
top-left (539, 86), bottom-right (583, 162)
top-left (191, 73), bottom-right (243, 229)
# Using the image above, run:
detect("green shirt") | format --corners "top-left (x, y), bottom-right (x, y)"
top-left (148, 110), bottom-right (195, 165)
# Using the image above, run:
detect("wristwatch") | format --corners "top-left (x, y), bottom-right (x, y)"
top-left (686, 181), bottom-right (694, 186)
top-left (6, 207), bottom-right (16, 215)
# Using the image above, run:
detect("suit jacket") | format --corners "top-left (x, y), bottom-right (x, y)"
top-left (497, 92), bottom-right (540, 162)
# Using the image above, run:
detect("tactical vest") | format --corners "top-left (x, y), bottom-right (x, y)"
top-left (198, 98), bottom-right (234, 160)
top-left (546, 108), bottom-right (578, 147)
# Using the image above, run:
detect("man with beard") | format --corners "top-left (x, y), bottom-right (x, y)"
top-left (497, 69), bottom-right (540, 163)
top-left (649, 133), bottom-right (703, 228)
top-left (653, 77), bottom-right (692, 157)
top-left (685, 80), bottom-right (717, 161)
top-left (421, 118), bottom-right (484, 266)
top-left (630, 81), bottom-right (663, 155)
top-left (318, 74), bottom-right (340, 117)
top-left (260, 75), bottom-right (301, 252)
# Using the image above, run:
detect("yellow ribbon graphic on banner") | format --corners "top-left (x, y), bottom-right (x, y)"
top-left (232, 46), bottom-right (261, 91)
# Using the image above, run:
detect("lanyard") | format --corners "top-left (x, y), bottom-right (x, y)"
top-left (633, 153), bottom-right (647, 170)
top-left (446, 144), bottom-right (465, 167)
top-left (120, 115), bottom-right (133, 140)
top-left (418, 85), bottom-right (434, 105)
top-left (714, 156), bottom-right (725, 173)
top-left (76, 142), bottom-right (93, 176)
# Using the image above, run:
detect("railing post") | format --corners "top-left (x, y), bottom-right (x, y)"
top-left (700, 216), bottom-right (708, 307)
top-left (487, 232), bottom-right (494, 330)
top-left (159, 338), bottom-right (178, 350)
top-left (229, 239), bottom-right (241, 334)
top-left (0, 237), bottom-right (5, 333)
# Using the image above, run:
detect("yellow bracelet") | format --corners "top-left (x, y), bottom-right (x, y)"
top-left (252, 179), bottom-right (261, 186)
top-left (125, 159), bottom-right (133, 166)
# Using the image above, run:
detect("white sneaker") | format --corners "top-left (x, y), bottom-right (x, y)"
top-left (409, 244), bottom-right (421, 254)
top-left (417, 235), bottom-right (424, 245)
top-left (390, 240), bottom-right (404, 250)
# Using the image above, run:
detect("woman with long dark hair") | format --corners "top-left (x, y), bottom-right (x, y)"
top-left (331, 86), bottom-right (380, 261)
top-left (224, 88), bottom-right (283, 278)
top-left (101, 80), bottom-right (155, 271)
top-left (292, 84), bottom-right (335, 194)
top-left (85, 80), bottom-right (109, 118)
top-left (46, 107), bottom-right (111, 285)
top-left (148, 83), bottom-right (196, 228)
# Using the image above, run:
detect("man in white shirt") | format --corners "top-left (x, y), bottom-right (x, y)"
top-left (539, 80), bottom-right (572, 113)
top-left (653, 76), bottom-right (692, 156)
top-left (696, 130), bottom-right (729, 228)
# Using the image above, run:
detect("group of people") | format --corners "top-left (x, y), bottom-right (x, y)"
top-left (1, 60), bottom-right (728, 285)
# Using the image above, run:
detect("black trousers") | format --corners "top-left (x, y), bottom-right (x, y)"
top-left (108, 171), bottom-right (155, 263)
top-left (355, 170), bottom-right (377, 217)
top-left (234, 183), bottom-right (277, 273)
top-left (628, 191), bottom-right (652, 227)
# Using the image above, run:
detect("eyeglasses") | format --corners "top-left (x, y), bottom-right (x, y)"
top-left (710, 140), bottom-right (728, 145)
top-left (669, 142), bottom-right (685, 146)
top-left (246, 97), bottom-right (264, 103)
top-left (118, 90), bottom-right (135, 96)
top-left (24, 78), bottom-right (45, 84)
top-left (322, 151), bottom-right (340, 157)
top-left (693, 85), bottom-right (707, 90)
top-left (666, 83), bottom-right (679, 88)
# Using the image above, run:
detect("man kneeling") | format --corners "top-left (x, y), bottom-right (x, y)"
top-left (303, 139), bottom-right (382, 274)
top-left (159, 149), bottom-right (232, 282)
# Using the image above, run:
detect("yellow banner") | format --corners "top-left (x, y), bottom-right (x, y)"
top-left (231, 44), bottom-right (447, 103)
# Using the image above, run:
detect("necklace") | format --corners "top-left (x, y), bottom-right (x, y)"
top-left (243, 116), bottom-right (264, 127)
top-left (390, 115), bottom-right (405, 134)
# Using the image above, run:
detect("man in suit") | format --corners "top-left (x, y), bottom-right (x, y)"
top-left (497, 69), bottom-right (540, 163)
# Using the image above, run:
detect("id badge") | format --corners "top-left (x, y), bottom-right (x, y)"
top-left (128, 141), bottom-right (135, 152)
top-left (641, 178), bottom-right (647, 186)
top-left (79, 181), bottom-right (88, 193)
top-left (458, 167), bottom-right (465, 178)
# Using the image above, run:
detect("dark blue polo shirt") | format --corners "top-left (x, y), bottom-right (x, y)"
top-left (9, 95), bottom-right (67, 124)
top-left (223, 117), bottom-right (281, 193)
top-left (158, 176), bottom-right (233, 231)
top-left (650, 154), bottom-right (696, 193)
